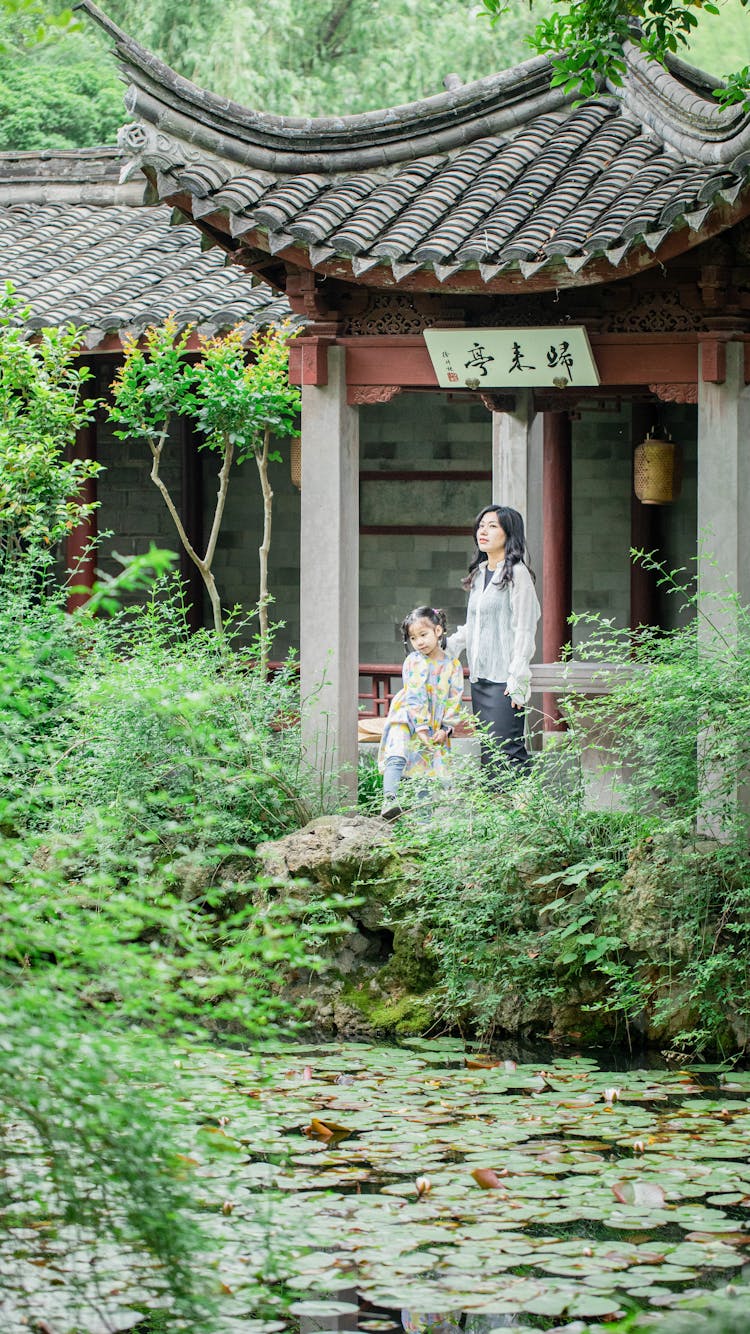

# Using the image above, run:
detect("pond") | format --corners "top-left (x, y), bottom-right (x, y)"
top-left (4, 1040), bottom-right (750, 1332)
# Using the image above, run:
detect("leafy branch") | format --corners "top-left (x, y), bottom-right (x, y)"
top-left (480, 0), bottom-right (750, 110)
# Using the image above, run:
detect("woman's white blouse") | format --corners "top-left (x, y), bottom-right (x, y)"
top-left (446, 562), bottom-right (541, 705)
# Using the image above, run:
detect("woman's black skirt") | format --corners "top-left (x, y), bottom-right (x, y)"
top-left (470, 678), bottom-right (531, 778)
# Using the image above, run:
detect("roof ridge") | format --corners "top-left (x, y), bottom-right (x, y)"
top-left (613, 42), bottom-right (750, 164)
top-left (0, 145), bottom-right (147, 206)
top-left (77, 0), bottom-right (573, 171)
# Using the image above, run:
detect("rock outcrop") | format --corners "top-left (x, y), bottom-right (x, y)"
top-left (257, 815), bottom-right (439, 1040)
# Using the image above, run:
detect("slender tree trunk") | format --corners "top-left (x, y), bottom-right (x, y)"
top-left (256, 425), bottom-right (273, 674)
top-left (149, 424), bottom-right (234, 637)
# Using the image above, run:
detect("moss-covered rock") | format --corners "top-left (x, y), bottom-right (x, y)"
top-left (342, 980), bottom-right (438, 1038)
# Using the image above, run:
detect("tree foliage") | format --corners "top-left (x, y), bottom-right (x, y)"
top-left (2, 0), bottom-right (746, 146)
top-left (109, 319), bottom-right (300, 640)
top-left (481, 0), bottom-right (750, 108)
top-left (0, 285), bottom-right (99, 561)
top-left (0, 0), bottom-right (124, 148)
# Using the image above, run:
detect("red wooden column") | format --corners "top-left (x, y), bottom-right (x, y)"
top-left (65, 417), bottom-right (98, 612)
top-left (542, 411), bottom-right (572, 730)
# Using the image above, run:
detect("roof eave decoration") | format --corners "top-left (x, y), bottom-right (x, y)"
top-left (78, 0), bottom-right (750, 294)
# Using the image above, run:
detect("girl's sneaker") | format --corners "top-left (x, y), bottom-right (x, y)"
top-left (380, 798), bottom-right (402, 821)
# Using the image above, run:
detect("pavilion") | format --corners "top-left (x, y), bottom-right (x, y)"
top-left (20, 3), bottom-right (750, 791)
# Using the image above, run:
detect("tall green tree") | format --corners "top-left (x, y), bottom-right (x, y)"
top-left (0, 0), bottom-right (125, 149)
top-left (1, 0), bottom-right (747, 146)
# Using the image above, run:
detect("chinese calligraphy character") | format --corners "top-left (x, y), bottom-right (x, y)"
top-left (546, 341), bottom-right (574, 380)
top-left (508, 342), bottom-right (536, 373)
top-left (464, 342), bottom-right (495, 378)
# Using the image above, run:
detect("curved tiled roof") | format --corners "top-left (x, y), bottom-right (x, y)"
top-left (78, 0), bottom-right (750, 293)
top-left (0, 148), bottom-right (291, 348)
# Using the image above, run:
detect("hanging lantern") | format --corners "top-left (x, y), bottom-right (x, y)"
top-left (290, 435), bottom-right (301, 490)
top-left (634, 430), bottom-right (682, 505)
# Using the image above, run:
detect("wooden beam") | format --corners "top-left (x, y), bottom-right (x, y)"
top-left (339, 334), bottom-right (704, 390)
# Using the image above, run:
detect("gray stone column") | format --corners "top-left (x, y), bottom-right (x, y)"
top-left (698, 342), bottom-right (750, 613)
top-left (300, 345), bottom-right (360, 802)
top-left (697, 341), bottom-right (750, 833)
top-left (492, 389), bottom-right (543, 605)
top-left (492, 389), bottom-right (532, 513)
top-left (491, 389), bottom-right (543, 742)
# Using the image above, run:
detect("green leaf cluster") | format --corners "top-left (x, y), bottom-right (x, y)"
top-left (0, 284), bottom-right (99, 559)
top-left (482, 0), bottom-right (750, 109)
top-left (110, 319), bottom-right (301, 462)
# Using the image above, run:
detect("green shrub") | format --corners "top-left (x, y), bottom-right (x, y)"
top-left (398, 558), bottom-right (750, 1055)
top-left (0, 557), bottom-right (325, 1327)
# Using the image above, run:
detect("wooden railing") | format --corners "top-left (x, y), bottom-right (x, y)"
top-left (269, 661), bottom-right (635, 718)
top-left (268, 661), bottom-right (471, 719)
top-left (357, 663), bottom-right (472, 716)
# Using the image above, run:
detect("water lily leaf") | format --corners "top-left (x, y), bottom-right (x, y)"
top-left (288, 1299), bottom-right (361, 1317)
top-left (523, 1289), bottom-right (573, 1316)
top-left (612, 1179), bottom-right (666, 1207)
top-left (568, 1292), bottom-right (624, 1317)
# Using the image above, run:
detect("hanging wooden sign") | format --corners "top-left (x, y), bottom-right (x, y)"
top-left (424, 327), bottom-right (600, 389)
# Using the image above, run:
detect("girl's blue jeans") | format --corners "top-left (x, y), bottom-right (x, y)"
top-left (383, 755), bottom-right (406, 798)
top-left (383, 756), bottom-right (433, 819)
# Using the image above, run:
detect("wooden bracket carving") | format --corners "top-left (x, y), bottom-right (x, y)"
top-left (288, 337), bottom-right (332, 387)
top-left (478, 392), bottom-right (517, 414)
top-left (648, 382), bottom-right (699, 404)
top-left (348, 385), bottom-right (403, 405)
top-left (285, 268), bottom-right (339, 323)
top-left (698, 339), bottom-right (726, 384)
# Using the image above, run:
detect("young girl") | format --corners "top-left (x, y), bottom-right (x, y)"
top-left (378, 607), bottom-right (465, 820)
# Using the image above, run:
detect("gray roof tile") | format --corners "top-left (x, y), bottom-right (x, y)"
top-left (68, 5), bottom-right (750, 287)
top-left (0, 150), bottom-right (291, 344)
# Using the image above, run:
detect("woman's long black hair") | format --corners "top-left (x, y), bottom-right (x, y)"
top-left (462, 505), bottom-right (535, 591)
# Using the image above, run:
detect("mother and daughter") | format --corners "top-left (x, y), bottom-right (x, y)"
top-left (379, 504), bottom-right (540, 819)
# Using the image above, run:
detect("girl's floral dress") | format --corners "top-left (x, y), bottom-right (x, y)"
top-left (378, 651), bottom-right (465, 782)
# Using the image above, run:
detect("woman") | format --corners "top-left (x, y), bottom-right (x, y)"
top-left (447, 505), bottom-right (540, 779)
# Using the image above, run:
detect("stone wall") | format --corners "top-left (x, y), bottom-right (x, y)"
top-left (570, 405), bottom-right (633, 646)
top-left (359, 392), bottom-right (492, 664)
top-left (96, 415), bottom-right (302, 654)
top-left (206, 444), bottom-right (301, 656)
top-left (96, 412), bottom-right (183, 589)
